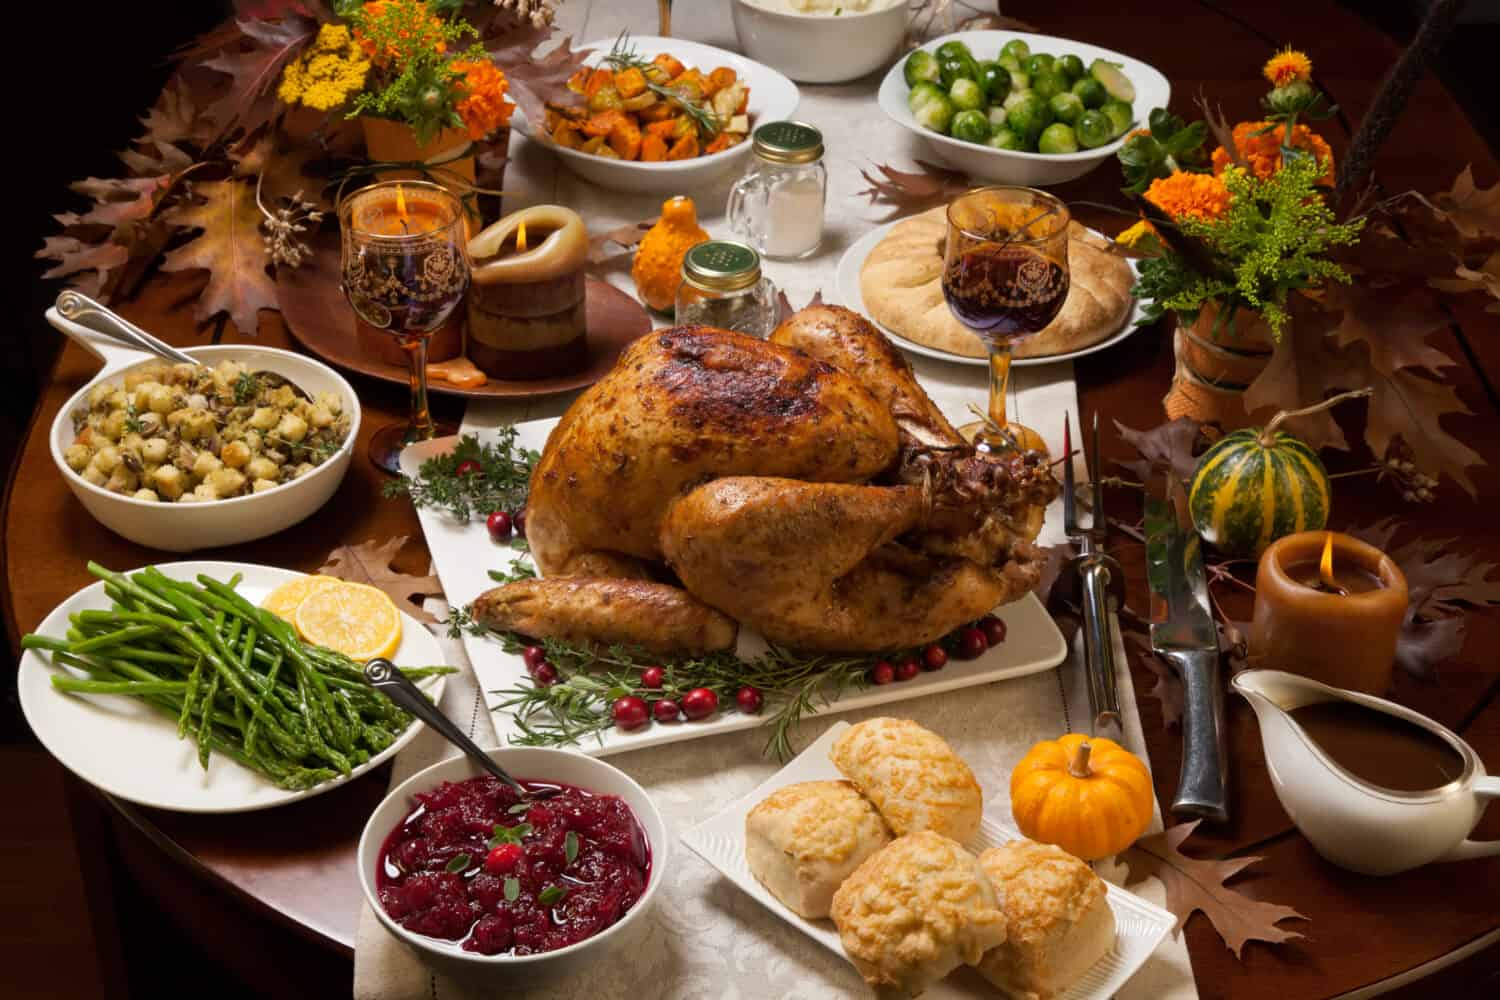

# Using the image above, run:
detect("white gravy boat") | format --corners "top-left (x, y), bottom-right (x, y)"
top-left (1233, 669), bottom-right (1500, 875)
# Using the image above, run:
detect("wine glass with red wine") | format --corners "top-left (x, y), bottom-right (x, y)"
top-left (941, 186), bottom-right (1070, 455)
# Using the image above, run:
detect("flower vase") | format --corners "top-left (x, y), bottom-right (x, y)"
top-left (1162, 301), bottom-right (1275, 430)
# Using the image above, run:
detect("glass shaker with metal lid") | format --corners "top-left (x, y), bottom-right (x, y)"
top-left (675, 240), bottom-right (777, 338)
top-left (726, 121), bottom-right (827, 260)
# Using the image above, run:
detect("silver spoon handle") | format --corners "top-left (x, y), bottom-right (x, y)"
top-left (55, 290), bottom-right (198, 366)
top-left (363, 658), bottom-right (529, 797)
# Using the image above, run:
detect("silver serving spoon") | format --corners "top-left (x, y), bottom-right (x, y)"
top-left (364, 658), bottom-right (557, 801)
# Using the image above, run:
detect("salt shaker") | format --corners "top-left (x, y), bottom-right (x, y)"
top-left (675, 240), bottom-right (777, 338)
top-left (726, 121), bottom-right (827, 260)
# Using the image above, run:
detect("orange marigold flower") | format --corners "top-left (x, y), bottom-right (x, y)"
top-left (1144, 171), bottom-right (1231, 223)
top-left (453, 59), bottom-right (515, 140)
top-left (356, 0), bottom-right (448, 66)
top-left (1263, 47), bottom-right (1313, 88)
top-left (1210, 120), bottom-right (1334, 187)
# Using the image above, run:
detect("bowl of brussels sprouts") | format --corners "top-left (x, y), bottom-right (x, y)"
top-left (878, 31), bottom-right (1170, 186)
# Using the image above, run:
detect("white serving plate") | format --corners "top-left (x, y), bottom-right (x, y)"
top-left (513, 36), bottom-right (799, 193)
top-left (402, 418), bottom-right (1068, 757)
top-left (681, 720), bottom-right (1176, 1000)
top-left (17, 561), bottom-right (445, 813)
top-left (835, 216), bottom-right (1149, 369)
top-left (878, 30), bottom-right (1171, 187)
top-left (730, 0), bottom-right (908, 84)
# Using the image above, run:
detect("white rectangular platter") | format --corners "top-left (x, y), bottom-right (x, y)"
top-left (402, 419), bottom-right (1068, 756)
top-left (681, 721), bottom-right (1175, 1000)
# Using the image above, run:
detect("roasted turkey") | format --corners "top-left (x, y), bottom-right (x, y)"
top-left (474, 305), bottom-right (1058, 653)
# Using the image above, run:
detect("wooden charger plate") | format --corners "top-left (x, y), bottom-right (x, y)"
top-left (275, 235), bottom-right (652, 400)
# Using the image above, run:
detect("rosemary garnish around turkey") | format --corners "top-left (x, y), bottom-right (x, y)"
top-left (383, 428), bottom-right (538, 521)
top-left (602, 31), bottom-right (723, 137)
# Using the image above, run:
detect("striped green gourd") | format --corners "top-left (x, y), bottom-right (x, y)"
top-left (1188, 425), bottom-right (1332, 559)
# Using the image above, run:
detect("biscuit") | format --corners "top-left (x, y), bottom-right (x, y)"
top-left (831, 831), bottom-right (1008, 998)
top-left (830, 717), bottom-right (983, 843)
top-left (745, 780), bottom-right (893, 919)
top-left (975, 840), bottom-right (1116, 1000)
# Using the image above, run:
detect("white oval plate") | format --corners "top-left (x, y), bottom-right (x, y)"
top-left (17, 561), bottom-right (446, 813)
top-left (835, 216), bottom-right (1149, 369)
top-left (513, 35), bottom-right (799, 194)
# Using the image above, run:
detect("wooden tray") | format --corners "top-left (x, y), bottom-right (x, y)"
top-left (275, 235), bottom-right (651, 400)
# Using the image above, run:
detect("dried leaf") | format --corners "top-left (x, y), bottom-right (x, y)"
top-left (1430, 165), bottom-right (1500, 241)
top-left (1113, 417), bottom-right (1208, 485)
top-left (1243, 303), bottom-right (1355, 452)
top-left (857, 160), bottom-right (970, 221)
top-left (1323, 283), bottom-right (1454, 377)
top-left (1395, 615), bottom-right (1466, 681)
top-left (139, 77), bottom-right (207, 147)
top-left (236, 133), bottom-right (335, 211)
top-left (200, 16), bottom-right (319, 135)
top-left (1195, 92), bottom-right (1245, 171)
top-left (57, 176), bottom-right (172, 229)
top-left (1124, 821), bottom-right (1307, 957)
top-left (161, 179), bottom-right (278, 336)
top-left (1430, 251), bottom-right (1500, 312)
top-left (587, 218), bottom-right (654, 266)
top-left (1123, 632), bottom-right (1184, 728)
top-left (484, 23), bottom-right (592, 126)
top-left (1362, 365), bottom-right (1482, 498)
top-left (317, 536), bottom-right (443, 625)
top-left (35, 238), bottom-right (130, 297)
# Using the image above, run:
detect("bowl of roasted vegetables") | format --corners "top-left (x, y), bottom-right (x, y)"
top-left (49, 343), bottom-right (360, 552)
top-left (878, 31), bottom-right (1170, 186)
top-left (518, 34), bottom-right (799, 193)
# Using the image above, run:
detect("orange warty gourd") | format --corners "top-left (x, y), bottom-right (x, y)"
top-left (1009, 734), bottom-right (1154, 861)
top-left (631, 196), bottom-right (709, 313)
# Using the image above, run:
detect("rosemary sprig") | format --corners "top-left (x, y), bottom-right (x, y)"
top-left (384, 428), bottom-right (538, 521)
top-left (603, 31), bottom-right (722, 137)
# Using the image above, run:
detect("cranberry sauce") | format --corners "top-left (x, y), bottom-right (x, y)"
top-left (376, 776), bottom-right (651, 956)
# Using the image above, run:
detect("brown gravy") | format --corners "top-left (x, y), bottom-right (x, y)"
top-left (1290, 700), bottom-right (1464, 792)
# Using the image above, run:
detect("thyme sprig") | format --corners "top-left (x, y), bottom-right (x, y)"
top-left (384, 428), bottom-right (538, 521)
top-left (603, 31), bottom-right (723, 137)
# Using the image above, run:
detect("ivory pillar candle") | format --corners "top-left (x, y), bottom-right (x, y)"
top-left (466, 206), bottom-right (589, 379)
top-left (1249, 531), bottom-right (1409, 693)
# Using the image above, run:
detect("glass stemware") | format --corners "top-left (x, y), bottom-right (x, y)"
top-left (658, 0), bottom-right (673, 36)
top-left (339, 180), bottom-right (470, 474)
top-left (941, 186), bottom-right (1071, 455)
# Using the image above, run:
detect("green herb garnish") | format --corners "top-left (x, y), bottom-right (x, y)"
top-left (508, 802), bottom-right (531, 815)
top-left (503, 877), bottom-right (520, 901)
top-left (488, 558), bottom-right (537, 585)
top-left (538, 884), bottom-right (568, 906)
top-left (446, 852), bottom-right (471, 873)
top-left (564, 830), bottom-right (580, 865)
top-left (233, 371), bottom-right (260, 405)
top-left (383, 428), bottom-right (538, 521)
top-left (487, 822), bottom-right (532, 849)
top-left (603, 31), bottom-right (723, 137)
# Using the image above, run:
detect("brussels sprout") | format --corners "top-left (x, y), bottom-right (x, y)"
top-left (939, 53), bottom-right (980, 89)
top-left (1070, 76), bottom-right (1108, 109)
top-left (936, 40), bottom-right (974, 63)
top-left (949, 77), bottom-right (986, 112)
top-left (1008, 69), bottom-right (1031, 92)
top-left (1088, 59), bottom-right (1137, 102)
top-left (987, 105), bottom-right (1011, 129)
top-left (1006, 92), bottom-right (1053, 143)
top-left (997, 53), bottom-right (1023, 74)
top-left (1001, 87), bottom-right (1033, 112)
top-left (1038, 122), bottom-right (1080, 154)
top-left (1058, 54), bottom-right (1085, 81)
top-left (987, 127), bottom-right (1027, 151)
top-left (950, 109), bottom-right (992, 144)
top-left (977, 61), bottom-right (1011, 103)
top-left (1024, 53), bottom-right (1057, 77)
top-left (903, 49), bottom-right (941, 88)
top-left (1032, 68), bottom-right (1070, 101)
top-left (1049, 91), bottom-right (1085, 126)
top-left (1076, 109), bottom-right (1114, 148)
top-left (910, 85), bottom-right (956, 133)
top-left (1101, 99), bottom-right (1135, 137)
top-left (1000, 38), bottom-right (1031, 62)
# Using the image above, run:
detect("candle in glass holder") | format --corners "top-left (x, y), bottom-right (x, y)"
top-left (466, 206), bottom-right (589, 379)
top-left (1249, 531), bottom-right (1409, 693)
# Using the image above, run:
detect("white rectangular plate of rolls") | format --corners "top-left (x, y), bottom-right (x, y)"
top-left (681, 720), bottom-right (1175, 1000)
top-left (403, 419), bottom-right (1069, 757)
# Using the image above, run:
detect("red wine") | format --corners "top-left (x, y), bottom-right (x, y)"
top-left (942, 246), bottom-right (1068, 342)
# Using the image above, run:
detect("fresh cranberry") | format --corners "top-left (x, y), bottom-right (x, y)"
top-left (531, 662), bottom-right (558, 687)
top-left (956, 627), bottom-right (989, 660)
top-left (611, 696), bottom-right (649, 731)
top-left (486, 511), bottom-right (513, 540)
top-left (680, 687), bottom-right (719, 721)
top-left (640, 666), bottom-right (665, 689)
top-left (484, 842), bottom-right (523, 875)
top-left (513, 508), bottom-right (527, 538)
top-left (735, 686), bottom-right (764, 714)
top-left (522, 645), bottom-right (546, 670)
top-left (922, 645), bottom-right (948, 670)
top-left (869, 661), bottom-right (895, 685)
top-left (653, 699), bottom-right (681, 722)
top-left (894, 658), bottom-right (921, 682)
top-left (526, 804), bottom-right (552, 826)
top-left (980, 615), bottom-right (1008, 646)
top-left (455, 459), bottom-right (482, 476)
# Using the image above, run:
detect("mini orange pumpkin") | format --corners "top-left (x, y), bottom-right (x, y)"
top-left (631, 195), bottom-right (709, 313)
top-left (1010, 734), bottom-right (1154, 860)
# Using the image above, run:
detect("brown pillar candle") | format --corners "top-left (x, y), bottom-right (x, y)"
top-left (1249, 531), bottom-right (1409, 693)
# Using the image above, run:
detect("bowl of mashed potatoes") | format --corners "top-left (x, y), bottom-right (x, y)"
top-left (731, 0), bottom-right (909, 84)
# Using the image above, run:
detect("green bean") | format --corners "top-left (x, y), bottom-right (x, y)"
top-left (52, 677), bottom-right (187, 696)
top-left (179, 655), bottom-right (204, 739)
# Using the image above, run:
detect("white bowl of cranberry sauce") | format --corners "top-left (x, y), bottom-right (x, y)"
top-left (358, 746), bottom-right (667, 968)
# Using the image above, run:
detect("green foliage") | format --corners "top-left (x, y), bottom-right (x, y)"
top-left (1118, 108), bottom-right (1209, 195)
top-left (344, 0), bottom-right (486, 145)
top-left (383, 427), bottom-right (539, 521)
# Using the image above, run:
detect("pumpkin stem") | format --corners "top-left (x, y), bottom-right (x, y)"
top-left (1258, 387), bottom-right (1373, 447)
top-left (1068, 741), bottom-right (1093, 778)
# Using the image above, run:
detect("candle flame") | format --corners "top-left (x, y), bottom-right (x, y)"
top-left (395, 184), bottom-right (408, 219)
top-left (1319, 532), bottom-right (1337, 590)
top-left (516, 219), bottom-right (528, 253)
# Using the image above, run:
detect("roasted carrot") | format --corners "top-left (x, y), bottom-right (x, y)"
top-left (708, 67), bottom-right (737, 94)
top-left (608, 117), bottom-right (643, 160)
top-left (581, 110), bottom-right (627, 137)
top-left (637, 101), bottom-right (675, 123)
top-left (583, 67), bottom-right (614, 99)
top-left (666, 132), bottom-right (699, 160)
top-left (614, 66), bottom-right (648, 99)
top-left (550, 122), bottom-right (584, 149)
top-left (651, 53), bottom-right (686, 79)
top-left (645, 117), bottom-right (681, 138)
top-left (640, 133), bottom-right (668, 161)
top-left (704, 132), bottom-right (733, 154)
top-left (566, 68), bottom-right (590, 94)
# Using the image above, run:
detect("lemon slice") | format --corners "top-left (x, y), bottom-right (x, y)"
top-left (261, 574), bottom-right (340, 622)
top-left (293, 581), bottom-right (403, 661)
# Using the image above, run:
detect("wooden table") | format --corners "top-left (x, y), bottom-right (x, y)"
top-left (8, 2), bottom-right (1499, 997)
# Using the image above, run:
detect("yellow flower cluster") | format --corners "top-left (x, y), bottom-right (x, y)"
top-left (1145, 171), bottom-right (1232, 222)
top-left (1263, 47), bottom-right (1313, 88)
top-left (452, 59), bottom-right (516, 140)
top-left (278, 24), bottom-right (370, 111)
top-left (1115, 219), bottom-right (1158, 248)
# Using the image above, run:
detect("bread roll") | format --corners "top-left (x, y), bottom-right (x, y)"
top-left (745, 780), bottom-right (892, 919)
top-left (830, 717), bottom-right (982, 843)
